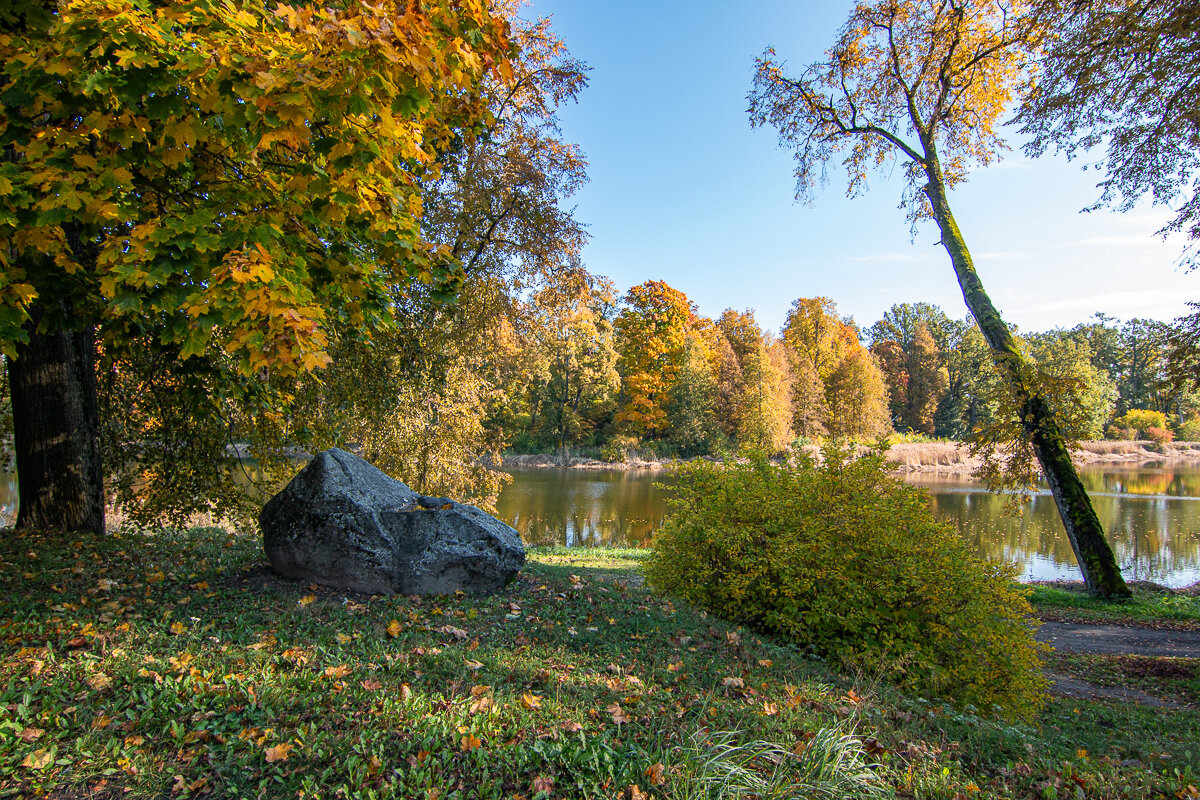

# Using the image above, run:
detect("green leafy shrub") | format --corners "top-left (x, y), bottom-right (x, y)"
top-left (645, 446), bottom-right (1048, 720)
top-left (1178, 417), bottom-right (1200, 442)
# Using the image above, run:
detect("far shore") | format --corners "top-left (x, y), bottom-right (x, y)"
top-left (502, 439), bottom-right (1200, 474)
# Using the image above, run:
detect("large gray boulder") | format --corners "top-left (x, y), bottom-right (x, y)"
top-left (260, 448), bottom-right (525, 595)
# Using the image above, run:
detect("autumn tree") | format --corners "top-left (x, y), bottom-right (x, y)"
top-left (0, 0), bottom-right (510, 533)
top-left (522, 277), bottom-right (620, 451)
top-left (868, 302), bottom-right (955, 432)
top-left (750, 0), bottom-right (1130, 595)
top-left (665, 332), bottom-right (724, 455)
top-left (1019, 0), bottom-right (1200, 266)
top-left (714, 310), bottom-right (794, 452)
top-left (614, 280), bottom-right (694, 439)
top-left (782, 297), bottom-right (890, 438)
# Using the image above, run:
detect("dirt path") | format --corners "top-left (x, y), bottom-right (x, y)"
top-left (1035, 621), bottom-right (1200, 709)
top-left (1036, 621), bottom-right (1200, 658)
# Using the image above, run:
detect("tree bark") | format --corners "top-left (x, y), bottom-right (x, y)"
top-left (7, 301), bottom-right (105, 535)
top-left (923, 173), bottom-right (1130, 599)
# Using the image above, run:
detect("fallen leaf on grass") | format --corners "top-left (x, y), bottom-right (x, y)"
top-left (460, 734), bottom-right (482, 752)
top-left (386, 620), bottom-right (403, 638)
top-left (532, 774), bottom-right (555, 794)
top-left (18, 727), bottom-right (45, 743)
top-left (721, 676), bottom-right (744, 690)
top-left (264, 741), bottom-right (293, 762)
top-left (399, 683), bottom-right (412, 701)
top-left (335, 632), bottom-right (353, 645)
top-left (439, 625), bottom-right (468, 641)
top-left (758, 659), bottom-right (773, 667)
top-left (298, 594), bottom-right (316, 608)
top-left (644, 762), bottom-right (666, 785)
top-left (465, 659), bottom-right (484, 671)
top-left (762, 701), bottom-right (779, 716)
top-left (521, 693), bottom-right (542, 710)
top-left (561, 721), bottom-right (583, 732)
top-left (360, 678), bottom-right (382, 691)
top-left (66, 636), bottom-right (88, 649)
top-left (169, 622), bottom-right (186, 635)
top-left (608, 702), bottom-right (631, 725)
top-left (88, 672), bottom-right (113, 691)
top-left (21, 749), bottom-right (53, 770)
top-left (323, 664), bottom-right (351, 679)
top-left (624, 784), bottom-right (647, 800)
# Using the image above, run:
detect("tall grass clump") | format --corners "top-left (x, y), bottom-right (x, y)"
top-left (680, 727), bottom-right (893, 799)
top-left (645, 445), bottom-right (1047, 720)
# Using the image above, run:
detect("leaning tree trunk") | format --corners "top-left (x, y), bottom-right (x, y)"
top-left (923, 171), bottom-right (1130, 599)
top-left (7, 301), bottom-right (106, 535)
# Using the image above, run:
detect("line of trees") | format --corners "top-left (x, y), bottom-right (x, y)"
top-left (488, 290), bottom-right (1200, 459)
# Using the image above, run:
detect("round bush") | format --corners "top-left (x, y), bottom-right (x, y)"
top-left (645, 446), bottom-right (1048, 720)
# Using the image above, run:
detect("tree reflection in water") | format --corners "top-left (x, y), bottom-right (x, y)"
top-left (498, 466), bottom-right (1200, 587)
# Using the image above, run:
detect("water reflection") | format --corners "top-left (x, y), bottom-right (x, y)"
top-left (5, 463), bottom-right (1200, 587)
top-left (496, 466), bottom-right (1200, 588)
top-left (495, 468), bottom-right (671, 548)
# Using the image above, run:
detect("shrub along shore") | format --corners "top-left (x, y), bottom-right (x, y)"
top-left (2, 526), bottom-right (1198, 799)
top-left (503, 439), bottom-right (1200, 473)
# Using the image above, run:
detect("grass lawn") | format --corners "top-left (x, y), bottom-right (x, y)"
top-left (1, 530), bottom-right (1198, 799)
top-left (1028, 584), bottom-right (1200, 630)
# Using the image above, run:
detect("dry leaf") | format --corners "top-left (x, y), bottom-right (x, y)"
top-left (438, 625), bottom-right (468, 641)
top-left (644, 762), bottom-right (666, 785)
top-left (608, 702), bottom-right (631, 725)
top-left (521, 693), bottom-right (542, 710)
top-left (335, 632), bottom-right (353, 644)
top-left (360, 678), bottom-right (383, 691)
top-left (561, 720), bottom-right (583, 732)
top-left (460, 734), bottom-right (482, 752)
top-left (298, 594), bottom-right (316, 607)
top-left (18, 727), bottom-right (45, 743)
top-left (21, 749), bottom-right (53, 770)
top-left (400, 683), bottom-right (413, 701)
top-left (88, 672), bottom-right (113, 691)
top-left (721, 676), bottom-right (744, 690)
top-left (758, 659), bottom-right (773, 667)
top-left (324, 664), bottom-right (351, 679)
top-left (625, 784), bottom-right (647, 800)
top-left (264, 741), bottom-right (294, 762)
top-left (465, 659), bottom-right (483, 671)
top-left (532, 774), bottom-right (555, 794)
top-left (667, 661), bottom-right (682, 672)
top-left (725, 630), bottom-right (741, 646)
top-left (65, 636), bottom-right (88, 649)
top-left (168, 622), bottom-right (186, 635)
top-left (386, 620), bottom-right (403, 638)
top-left (762, 701), bottom-right (779, 716)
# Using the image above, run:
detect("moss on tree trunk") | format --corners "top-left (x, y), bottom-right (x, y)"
top-left (923, 176), bottom-right (1130, 599)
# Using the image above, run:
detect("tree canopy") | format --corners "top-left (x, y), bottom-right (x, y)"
top-left (1019, 0), bottom-right (1200, 266)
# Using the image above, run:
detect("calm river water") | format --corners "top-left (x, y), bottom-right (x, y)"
top-left (4, 464), bottom-right (1199, 588)
top-left (495, 465), bottom-right (1200, 588)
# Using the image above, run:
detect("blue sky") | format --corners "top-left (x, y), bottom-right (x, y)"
top-left (520, 0), bottom-right (1196, 335)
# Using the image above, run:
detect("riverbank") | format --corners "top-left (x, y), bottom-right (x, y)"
top-left (2, 534), bottom-right (1196, 798)
top-left (503, 439), bottom-right (1200, 474)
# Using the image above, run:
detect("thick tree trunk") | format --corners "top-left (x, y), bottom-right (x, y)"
top-left (7, 302), bottom-right (105, 535)
top-left (923, 175), bottom-right (1130, 598)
